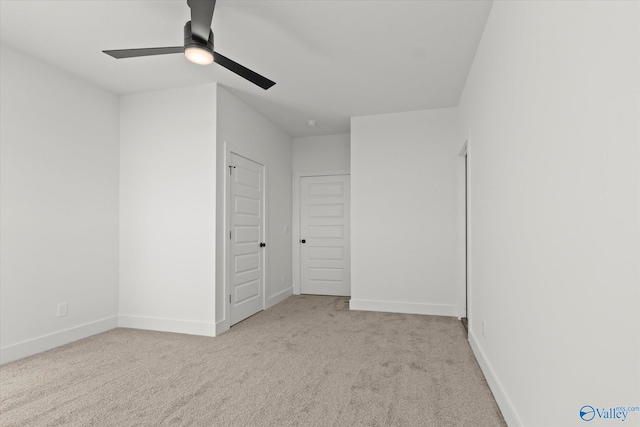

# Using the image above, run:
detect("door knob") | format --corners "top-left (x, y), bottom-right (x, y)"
top-left (259, 242), bottom-right (266, 247)
top-left (301, 239), bottom-right (306, 244)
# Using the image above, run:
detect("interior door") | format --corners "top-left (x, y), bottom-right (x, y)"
top-left (300, 175), bottom-right (350, 296)
top-left (462, 152), bottom-right (469, 332)
top-left (229, 153), bottom-right (265, 325)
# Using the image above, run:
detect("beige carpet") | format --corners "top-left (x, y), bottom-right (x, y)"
top-left (0, 296), bottom-right (505, 426)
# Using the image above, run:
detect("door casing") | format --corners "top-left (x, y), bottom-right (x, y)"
top-left (458, 138), bottom-right (470, 321)
top-left (293, 169), bottom-right (350, 295)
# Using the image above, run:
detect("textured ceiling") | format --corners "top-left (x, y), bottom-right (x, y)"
top-left (0, 0), bottom-right (492, 137)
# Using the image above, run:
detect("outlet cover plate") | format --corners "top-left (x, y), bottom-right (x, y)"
top-left (57, 302), bottom-right (68, 317)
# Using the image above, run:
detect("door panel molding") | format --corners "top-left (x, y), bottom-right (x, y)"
top-left (293, 170), bottom-right (350, 295)
top-left (292, 170), bottom-right (350, 295)
top-left (228, 152), bottom-right (266, 326)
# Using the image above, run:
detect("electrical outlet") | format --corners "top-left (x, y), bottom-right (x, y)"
top-left (482, 320), bottom-right (486, 338)
top-left (57, 303), bottom-right (68, 317)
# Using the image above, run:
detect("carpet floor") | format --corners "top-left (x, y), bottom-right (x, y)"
top-left (0, 296), bottom-right (505, 426)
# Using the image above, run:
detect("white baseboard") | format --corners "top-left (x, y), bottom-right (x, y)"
top-left (349, 299), bottom-right (457, 317)
top-left (0, 316), bottom-right (118, 365)
top-left (214, 288), bottom-right (292, 337)
top-left (118, 314), bottom-right (216, 337)
top-left (267, 287), bottom-right (293, 309)
top-left (215, 319), bottom-right (229, 336)
top-left (468, 330), bottom-right (523, 427)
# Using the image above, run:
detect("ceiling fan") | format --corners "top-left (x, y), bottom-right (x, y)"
top-left (103, 0), bottom-right (275, 90)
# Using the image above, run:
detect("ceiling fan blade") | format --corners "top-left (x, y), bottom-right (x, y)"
top-left (214, 52), bottom-right (276, 90)
top-left (188, 0), bottom-right (216, 42)
top-left (103, 47), bottom-right (184, 59)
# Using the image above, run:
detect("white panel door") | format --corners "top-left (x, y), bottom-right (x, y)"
top-left (300, 175), bottom-right (350, 296)
top-left (230, 153), bottom-right (264, 325)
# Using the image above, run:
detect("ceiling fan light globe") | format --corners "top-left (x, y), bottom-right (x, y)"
top-left (185, 46), bottom-right (213, 65)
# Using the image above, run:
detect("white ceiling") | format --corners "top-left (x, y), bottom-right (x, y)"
top-left (0, 0), bottom-right (492, 137)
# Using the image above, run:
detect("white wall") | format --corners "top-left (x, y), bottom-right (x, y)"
top-left (216, 86), bottom-right (292, 332)
top-left (119, 84), bottom-right (217, 336)
top-left (458, 2), bottom-right (640, 426)
top-left (0, 45), bottom-right (120, 363)
top-left (350, 108), bottom-right (459, 316)
top-left (293, 133), bottom-right (350, 172)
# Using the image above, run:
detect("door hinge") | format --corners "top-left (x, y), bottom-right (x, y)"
top-left (229, 230), bottom-right (232, 239)
top-left (229, 294), bottom-right (231, 303)
top-left (229, 165), bottom-right (236, 175)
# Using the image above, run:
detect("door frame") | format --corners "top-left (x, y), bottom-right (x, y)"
top-left (457, 137), bottom-right (470, 320)
top-left (292, 169), bottom-right (350, 295)
top-left (225, 149), bottom-right (268, 327)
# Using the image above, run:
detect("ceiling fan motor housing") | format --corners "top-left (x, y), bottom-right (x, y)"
top-left (184, 21), bottom-right (214, 55)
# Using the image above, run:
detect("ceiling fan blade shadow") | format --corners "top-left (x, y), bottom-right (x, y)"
top-left (188, 0), bottom-right (216, 42)
top-left (213, 51), bottom-right (275, 90)
top-left (103, 47), bottom-right (184, 59)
